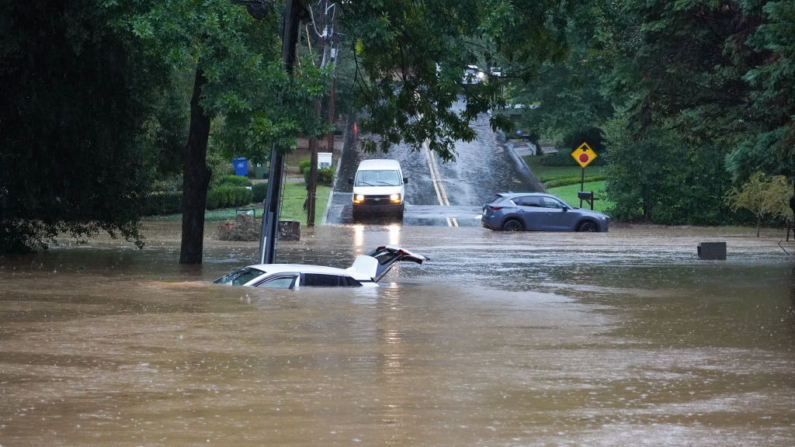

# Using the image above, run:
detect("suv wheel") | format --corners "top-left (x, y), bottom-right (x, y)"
top-left (502, 219), bottom-right (523, 232)
top-left (577, 220), bottom-right (598, 232)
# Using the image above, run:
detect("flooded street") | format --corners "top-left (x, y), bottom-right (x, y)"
top-left (1, 223), bottom-right (794, 446)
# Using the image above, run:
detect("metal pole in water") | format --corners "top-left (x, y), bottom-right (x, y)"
top-left (258, 0), bottom-right (301, 264)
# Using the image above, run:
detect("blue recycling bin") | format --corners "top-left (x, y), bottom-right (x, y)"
top-left (232, 158), bottom-right (248, 177)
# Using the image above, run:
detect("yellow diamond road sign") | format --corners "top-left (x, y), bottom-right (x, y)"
top-left (571, 142), bottom-right (597, 168)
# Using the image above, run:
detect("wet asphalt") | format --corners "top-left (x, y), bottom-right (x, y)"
top-left (325, 107), bottom-right (543, 227)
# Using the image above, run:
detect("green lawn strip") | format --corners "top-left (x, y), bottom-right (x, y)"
top-left (144, 182), bottom-right (331, 225)
top-left (523, 155), bottom-right (606, 183)
top-left (546, 181), bottom-right (613, 214)
top-left (277, 182), bottom-right (332, 226)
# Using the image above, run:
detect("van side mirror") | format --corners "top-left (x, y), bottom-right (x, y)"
top-left (348, 178), bottom-right (353, 185)
top-left (403, 177), bottom-right (408, 184)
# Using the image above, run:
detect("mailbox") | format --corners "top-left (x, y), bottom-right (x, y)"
top-left (577, 191), bottom-right (594, 200)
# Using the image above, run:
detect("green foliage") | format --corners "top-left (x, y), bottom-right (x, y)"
top-left (317, 168), bottom-right (334, 186)
top-left (725, 172), bottom-right (793, 236)
top-left (0, 1), bottom-right (174, 252)
top-left (142, 192), bottom-right (183, 216)
top-left (342, 0), bottom-right (575, 161)
top-left (299, 159), bottom-right (312, 174)
top-left (205, 186), bottom-right (252, 210)
top-left (216, 175), bottom-right (253, 187)
top-left (303, 168), bottom-right (334, 186)
top-left (544, 175), bottom-right (607, 189)
top-left (252, 182), bottom-right (268, 203)
top-left (560, 127), bottom-right (605, 154)
top-left (604, 112), bottom-right (735, 225)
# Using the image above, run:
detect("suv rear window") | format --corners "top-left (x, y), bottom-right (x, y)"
top-left (485, 194), bottom-right (504, 204)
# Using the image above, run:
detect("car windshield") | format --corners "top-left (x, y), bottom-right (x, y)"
top-left (213, 267), bottom-right (265, 286)
top-left (355, 170), bottom-right (401, 186)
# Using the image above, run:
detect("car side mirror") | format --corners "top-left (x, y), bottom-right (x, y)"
top-left (562, 206), bottom-right (569, 212)
top-left (403, 177), bottom-right (408, 184)
top-left (348, 178), bottom-right (353, 185)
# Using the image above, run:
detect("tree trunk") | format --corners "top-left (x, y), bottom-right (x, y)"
top-left (790, 183), bottom-right (795, 226)
top-left (756, 215), bottom-right (761, 238)
top-left (179, 68), bottom-right (212, 264)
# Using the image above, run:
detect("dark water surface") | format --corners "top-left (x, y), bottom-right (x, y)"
top-left (1, 223), bottom-right (794, 446)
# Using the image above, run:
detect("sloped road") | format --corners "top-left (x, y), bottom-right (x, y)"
top-left (326, 108), bottom-right (543, 227)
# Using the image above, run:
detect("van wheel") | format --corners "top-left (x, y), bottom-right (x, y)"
top-left (502, 219), bottom-right (523, 232)
top-left (577, 220), bottom-right (598, 232)
top-left (352, 209), bottom-right (361, 222)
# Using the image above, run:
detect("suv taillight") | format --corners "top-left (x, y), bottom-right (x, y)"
top-left (489, 205), bottom-right (503, 211)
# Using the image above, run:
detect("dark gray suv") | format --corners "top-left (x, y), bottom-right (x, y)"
top-left (481, 192), bottom-right (609, 232)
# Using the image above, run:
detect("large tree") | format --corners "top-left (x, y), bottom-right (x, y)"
top-left (115, 0), bottom-right (326, 263)
top-left (341, 0), bottom-right (575, 161)
top-left (0, 0), bottom-right (169, 252)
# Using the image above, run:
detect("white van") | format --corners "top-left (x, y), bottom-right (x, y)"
top-left (349, 159), bottom-right (407, 221)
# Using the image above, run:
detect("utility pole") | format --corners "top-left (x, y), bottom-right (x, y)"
top-left (259, 0), bottom-right (302, 264)
top-left (306, 0), bottom-right (326, 227)
top-left (326, 3), bottom-right (338, 156)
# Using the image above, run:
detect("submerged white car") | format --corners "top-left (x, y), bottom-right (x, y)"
top-left (213, 246), bottom-right (428, 289)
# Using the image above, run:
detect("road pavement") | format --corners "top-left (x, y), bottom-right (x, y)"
top-left (326, 105), bottom-right (544, 227)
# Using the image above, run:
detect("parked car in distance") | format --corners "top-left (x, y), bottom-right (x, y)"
top-left (213, 246), bottom-right (428, 289)
top-left (481, 192), bottom-right (609, 232)
top-left (349, 159), bottom-right (407, 221)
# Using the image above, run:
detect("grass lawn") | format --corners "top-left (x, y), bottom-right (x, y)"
top-left (145, 182), bottom-right (332, 226)
top-left (547, 181), bottom-right (613, 214)
top-left (523, 155), bottom-right (606, 182)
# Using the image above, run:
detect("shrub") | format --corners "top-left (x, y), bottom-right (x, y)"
top-left (217, 175), bottom-right (252, 187)
top-left (304, 167), bottom-right (334, 186)
top-left (544, 175), bottom-right (607, 188)
top-left (299, 159), bottom-right (311, 174)
top-left (142, 191), bottom-right (183, 216)
top-left (252, 182), bottom-right (268, 202)
top-left (206, 189), bottom-right (222, 210)
top-left (318, 168), bottom-right (334, 186)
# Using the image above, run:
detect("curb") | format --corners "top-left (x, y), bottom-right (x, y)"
top-left (323, 116), bottom-right (354, 225)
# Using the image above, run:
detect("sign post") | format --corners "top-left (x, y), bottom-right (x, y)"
top-left (571, 142), bottom-right (597, 207)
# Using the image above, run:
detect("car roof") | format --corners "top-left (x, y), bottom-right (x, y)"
top-left (244, 263), bottom-right (371, 280)
top-left (498, 192), bottom-right (553, 198)
top-left (357, 159), bottom-right (401, 171)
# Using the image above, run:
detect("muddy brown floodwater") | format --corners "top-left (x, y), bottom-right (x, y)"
top-left (1, 222), bottom-right (794, 446)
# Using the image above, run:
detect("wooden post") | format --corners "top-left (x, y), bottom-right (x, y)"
top-left (579, 167), bottom-right (585, 208)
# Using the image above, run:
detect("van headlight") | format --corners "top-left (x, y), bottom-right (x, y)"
top-left (354, 194), bottom-right (365, 204)
top-left (390, 193), bottom-right (401, 203)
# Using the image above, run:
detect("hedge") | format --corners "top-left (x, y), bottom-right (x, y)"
top-left (543, 175), bottom-right (607, 188)
top-left (304, 168), bottom-right (334, 186)
top-left (142, 191), bottom-right (183, 216)
top-left (206, 186), bottom-right (253, 210)
top-left (217, 174), bottom-right (252, 187)
top-left (252, 182), bottom-right (268, 202)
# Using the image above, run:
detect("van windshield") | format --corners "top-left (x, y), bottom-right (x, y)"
top-left (355, 170), bottom-right (401, 186)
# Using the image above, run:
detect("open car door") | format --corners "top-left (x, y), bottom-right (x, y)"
top-left (346, 246), bottom-right (429, 283)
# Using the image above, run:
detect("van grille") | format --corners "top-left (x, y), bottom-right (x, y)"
top-left (363, 195), bottom-right (392, 204)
